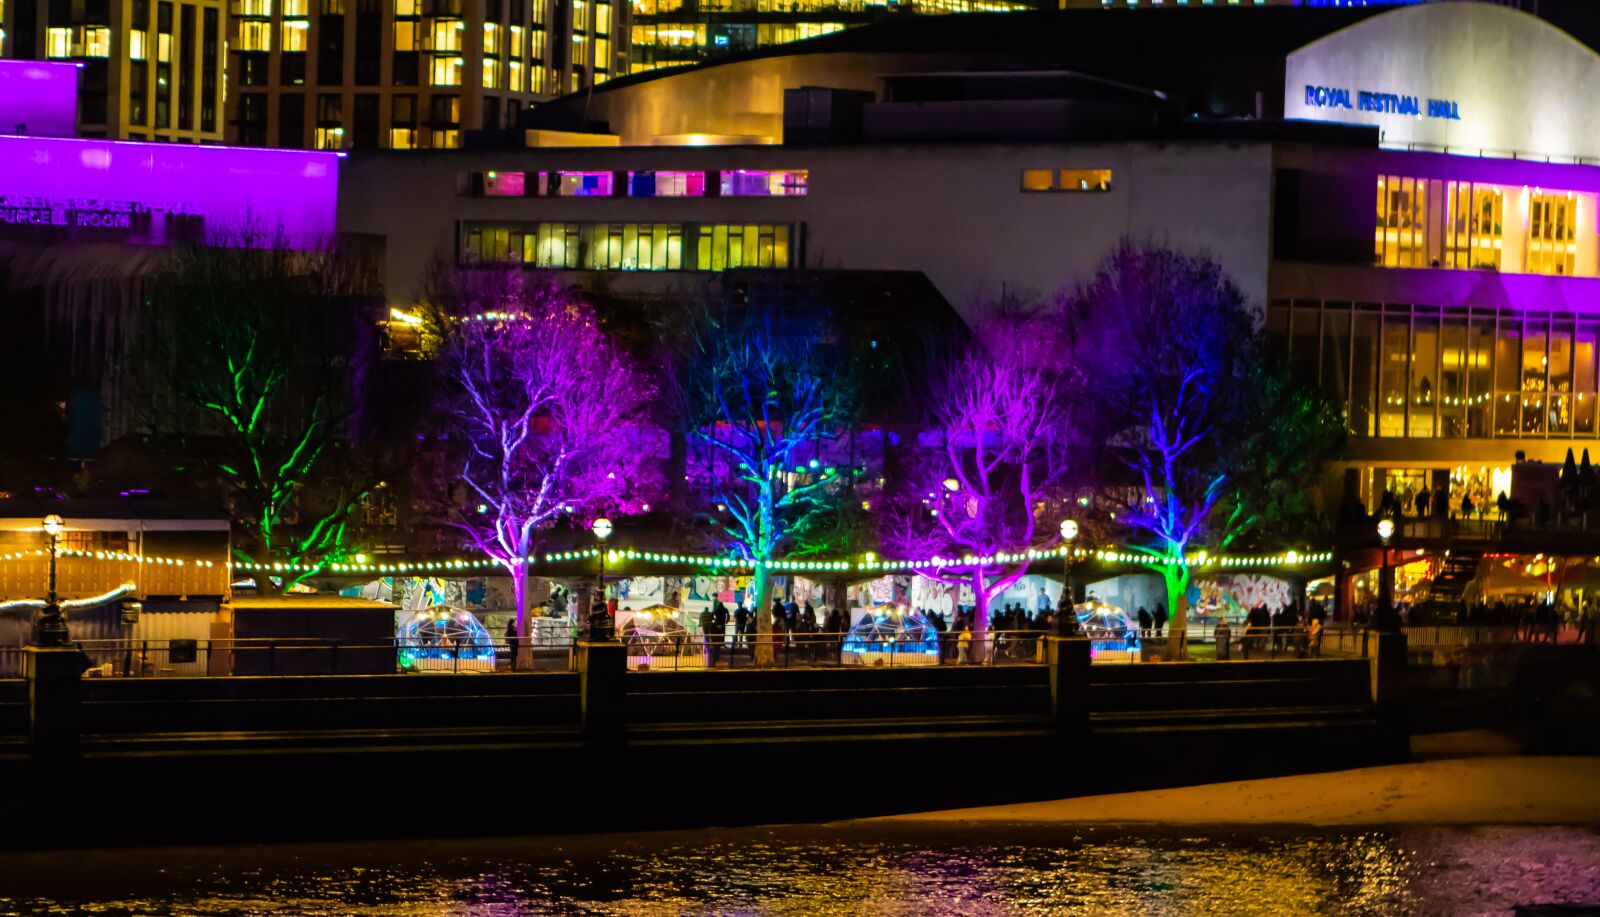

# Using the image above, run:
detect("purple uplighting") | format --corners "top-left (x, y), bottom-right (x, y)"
top-left (0, 135), bottom-right (339, 249)
top-left (0, 61), bottom-right (80, 140)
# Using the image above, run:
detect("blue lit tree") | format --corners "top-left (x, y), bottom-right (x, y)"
top-left (1066, 243), bottom-right (1261, 658)
top-left (685, 304), bottom-right (859, 665)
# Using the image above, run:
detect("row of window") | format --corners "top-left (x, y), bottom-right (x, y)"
top-left (461, 221), bottom-right (795, 271)
top-left (1021, 168), bottom-right (1113, 194)
top-left (1375, 175), bottom-right (1590, 277)
top-left (1272, 301), bottom-right (1600, 441)
top-left (631, 0), bottom-right (1024, 14)
top-left (469, 169), bottom-right (810, 198)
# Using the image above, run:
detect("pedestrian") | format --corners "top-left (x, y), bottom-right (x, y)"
top-left (734, 604), bottom-right (750, 652)
top-left (957, 624), bottom-right (972, 665)
top-left (699, 606), bottom-right (717, 666)
top-left (1308, 616), bottom-right (1323, 657)
top-left (1136, 606), bottom-right (1152, 639)
top-left (1036, 586), bottom-right (1052, 615)
top-left (1153, 603), bottom-right (1168, 639)
top-left (503, 617), bottom-right (520, 670)
top-left (1416, 486), bottom-right (1431, 519)
top-left (1460, 493), bottom-right (1474, 520)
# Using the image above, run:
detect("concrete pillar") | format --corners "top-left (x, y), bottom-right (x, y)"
top-left (23, 645), bottom-right (89, 756)
top-left (1045, 635), bottom-right (1091, 744)
top-left (1335, 571), bottom-right (1353, 623)
top-left (1369, 630), bottom-right (1410, 762)
top-left (575, 640), bottom-right (626, 746)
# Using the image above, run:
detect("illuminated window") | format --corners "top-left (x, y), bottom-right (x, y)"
top-left (1374, 175), bottom-right (1426, 269)
top-left (594, 37), bottom-right (610, 67)
top-left (431, 18), bottom-right (462, 52)
top-left (482, 58), bottom-right (497, 87)
top-left (431, 54), bottom-right (462, 86)
top-left (628, 170), bottom-right (704, 197)
top-left (1529, 193), bottom-right (1579, 277)
top-left (573, 0), bottom-right (588, 30)
top-left (1443, 182), bottom-right (1504, 271)
top-left (529, 27), bottom-right (545, 59)
top-left (46, 27), bottom-right (72, 57)
top-left (315, 126), bottom-right (344, 149)
top-left (595, 1), bottom-right (611, 34)
top-left (556, 171), bottom-right (614, 196)
top-left (282, 19), bottom-right (308, 51)
top-left (129, 31), bottom-right (147, 59)
top-left (484, 171), bottom-right (526, 196)
top-left (238, 19), bottom-right (272, 50)
top-left (236, 0), bottom-right (272, 15)
top-left (696, 224), bottom-right (790, 270)
top-left (508, 60), bottom-right (524, 91)
top-left (394, 0), bottom-right (418, 13)
top-left (393, 19), bottom-right (419, 50)
top-left (427, 128), bottom-right (461, 148)
top-left (80, 29), bottom-right (106, 61)
top-left (482, 22), bottom-right (499, 54)
top-left (1020, 168), bottom-right (1111, 192)
top-left (283, 0), bottom-right (307, 13)
top-left (389, 127), bottom-right (416, 148)
top-left (719, 170), bottom-right (807, 197)
top-left (530, 64), bottom-right (545, 93)
top-left (509, 25), bottom-right (523, 56)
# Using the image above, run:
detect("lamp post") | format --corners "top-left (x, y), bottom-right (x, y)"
top-left (1057, 518), bottom-right (1080, 636)
top-left (1373, 517), bottom-right (1401, 632)
top-left (589, 517), bottom-right (615, 641)
top-left (32, 514), bottom-right (69, 647)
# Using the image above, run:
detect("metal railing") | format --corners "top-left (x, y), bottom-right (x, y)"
top-left (61, 637), bottom-right (577, 677)
top-left (624, 629), bottom-right (1052, 671)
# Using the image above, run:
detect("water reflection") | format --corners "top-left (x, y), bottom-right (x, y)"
top-left (0, 824), bottom-right (1597, 915)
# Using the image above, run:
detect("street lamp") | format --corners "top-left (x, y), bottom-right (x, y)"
top-left (1057, 518), bottom-right (1080, 636)
top-left (589, 517), bottom-right (615, 641)
top-left (1373, 517), bottom-right (1400, 632)
top-left (33, 514), bottom-right (69, 646)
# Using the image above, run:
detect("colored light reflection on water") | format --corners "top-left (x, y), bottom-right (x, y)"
top-left (1, 824), bottom-right (1597, 915)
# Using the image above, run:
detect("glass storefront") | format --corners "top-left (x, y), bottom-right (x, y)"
top-left (1275, 301), bottom-right (1600, 440)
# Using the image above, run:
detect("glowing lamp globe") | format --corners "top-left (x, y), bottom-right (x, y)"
top-left (591, 517), bottom-right (613, 541)
top-left (1059, 519), bottom-right (1079, 542)
top-left (943, 478), bottom-right (960, 493)
top-left (1376, 518), bottom-right (1395, 543)
top-left (41, 515), bottom-right (64, 537)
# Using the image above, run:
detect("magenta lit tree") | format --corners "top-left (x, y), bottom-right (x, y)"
top-left (434, 272), bottom-right (653, 662)
top-left (880, 318), bottom-right (1075, 657)
top-left (1065, 243), bottom-right (1261, 659)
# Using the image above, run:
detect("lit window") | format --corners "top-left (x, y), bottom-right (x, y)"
top-left (719, 170), bottom-right (808, 197)
top-left (431, 55), bottom-right (462, 86)
top-left (1529, 192), bottom-right (1579, 277)
top-left (430, 19), bottom-right (462, 52)
top-left (283, 0), bottom-right (307, 13)
top-left (389, 127), bottom-right (416, 149)
top-left (393, 0), bottom-right (418, 14)
top-left (1443, 181), bottom-right (1504, 271)
top-left (573, 0), bottom-right (588, 31)
top-left (556, 171), bottom-right (614, 196)
top-left (484, 171), bottom-right (526, 196)
top-left (1020, 169), bottom-right (1053, 191)
top-left (393, 19), bottom-right (419, 50)
top-left (594, 37), bottom-right (609, 66)
top-left (628, 170), bottom-right (704, 197)
top-left (282, 19), bottom-right (308, 51)
top-left (1374, 175), bottom-right (1427, 269)
top-left (46, 26), bottom-right (72, 58)
top-left (595, 1), bottom-right (611, 34)
top-left (129, 31), bottom-right (147, 59)
top-left (508, 59), bottom-right (524, 92)
top-left (238, 19), bottom-right (272, 51)
top-left (157, 33), bottom-right (172, 61)
top-left (315, 126), bottom-right (344, 149)
top-left (481, 58), bottom-right (498, 88)
top-left (482, 22), bottom-right (499, 54)
top-left (509, 25), bottom-right (523, 57)
top-left (83, 29), bottom-right (108, 61)
top-left (1059, 169), bottom-right (1111, 192)
top-left (236, 0), bottom-right (272, 15)
top-left (696, 224), bottom-right (791, 270)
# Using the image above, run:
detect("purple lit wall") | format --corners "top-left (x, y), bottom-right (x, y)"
top-left (0, 61), bottom-right (80, 139)
top-left (0, 136), bottom-right (339, 248)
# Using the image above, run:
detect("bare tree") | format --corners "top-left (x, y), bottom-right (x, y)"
top-left (432, 271), bottom-right (653, 662)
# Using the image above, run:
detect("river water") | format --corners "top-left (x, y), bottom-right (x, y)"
top-left (1, 823), bottom-right (1598, 916)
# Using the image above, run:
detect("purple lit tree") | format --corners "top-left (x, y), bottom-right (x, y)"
top-left (433, 272), bottom-right (653, 662)
top-left (1065, 242), bottom-right (1336, 658)
top-left (879, 317), bottom-right (1076, 656)
top-left (686, 305), bottom-right (859, 666)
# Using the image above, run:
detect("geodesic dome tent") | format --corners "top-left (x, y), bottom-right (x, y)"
top-left (397, 606), bottom-right (497, 672)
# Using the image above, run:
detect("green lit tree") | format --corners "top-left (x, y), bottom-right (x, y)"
top-left (140, 243), bottom-right (382, 592)
top-left (685, 304), bottom-right (860, 665)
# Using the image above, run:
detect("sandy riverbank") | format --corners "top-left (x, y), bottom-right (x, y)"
top-left (871, 755), bottom-right (1600, 827)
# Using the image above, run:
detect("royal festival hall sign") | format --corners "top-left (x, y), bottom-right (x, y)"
top-left (1303, 85), bottom-right (1461, 121)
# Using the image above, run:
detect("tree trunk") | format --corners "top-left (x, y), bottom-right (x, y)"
top-left (970, 570), bottom-right (991, 663)
top-left (752, 561), bottom-right (775, 667)
top-left (510, 561), bottom-right (532, 670)
top-left (1161, 563), bottom-right (1190, 661)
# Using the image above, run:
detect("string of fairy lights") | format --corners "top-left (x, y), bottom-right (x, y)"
top-left (0, 544), bottom-right (1335, 575)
